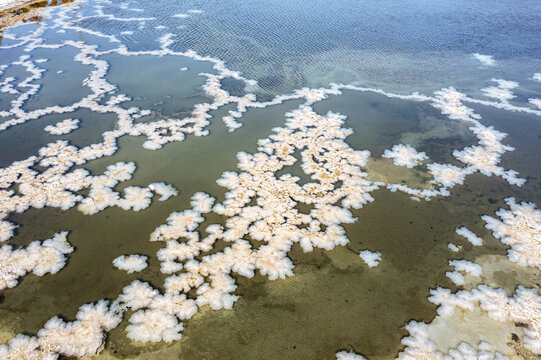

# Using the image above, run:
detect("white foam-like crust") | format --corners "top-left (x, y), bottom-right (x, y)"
top-left (445, 271), bottom-right (465, 286)
top-left (190, 192), bottom-right (215, 213)
top-left (472, 53), bottom-right (496, 67)
top-left (425, 285), bottom-right (541, 355)
top-left (482, 197), bottom-right (541, 270)
top-left (382, 144), bottom-right (428, 168)
top-left (534, 73), bottom-right (541, 82)
top-left (126, 309), bottom-right (183, 343)
top-left (449, 260), bottom-right (482, 277)
top-left (481, 79), bottom-right (518, 103)
top-left (112, 254), bottom-right (148, 273)
top-left (359, 250), bottom-right (382, 268)
top-left (455, 226), bottom-right (483, 246)
top-left (336, 350), bottom-right (366, 360)
top-left (397, 320), bottom-right (509, 359)
top-left (427, 163), bottom-right (474, 188)
top-left (2, 1), bottom-right (541, 356)
top-left (148, 182), bottom-right (179, 201)
top-left (447, 243), bottom-right (460, 252)
top-left (529, 98), bottom-right (541, 109)
top-left (0, 231), bottom-right (73, 291)
top-left (44, 119), bottom-right (80, 135)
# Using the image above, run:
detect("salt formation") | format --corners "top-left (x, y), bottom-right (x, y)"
top-left (447, 243), bottom-right (460, 252)
top-left (427, 163), bottom-right (473, 188)
top-left (44, 118), bottom-right (80, 135)
top-left (1, 0), bottom-right (541, 357)
top-left (455, 227), bottom-right (483, 246)
top-left (112, 254), bottom-right (148, 273)
top-left (432, 88), bottom-right (525, 187)
top-left (472, 53), bottom-right (496, 67)
top-left (534, 73), bottom-right (541, 82)
top-left (336, 350), bottom-right (366, 360)
top-left (481, 79), bottom-right (518, 103)
top-left (141, 105), bottom-right (381, 340)
top-left (0, 300), bottom-right (122, 358)
top-left (445, 260), bottom-right (482, 286)
top-left (482, 198), bottom-right (541, 270)
top-left (382, 144), bottom-right (428, 168)
top-left (359, 250), bottom-right (382, 268)
top-left (430, 286), bottom-right (541, 355)
top-left (529, 98), bottom-right (541, 109)
top-left (399, 285), bottom-right (541, 358)
top-left (398, 321), bottom-right (508, 359)
top-left (149, 182), bottom-right (179, 201)
top-left (0, 232), bottom-right (73, 290)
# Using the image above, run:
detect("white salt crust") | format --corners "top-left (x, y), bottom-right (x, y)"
top-left (482, 198), bottom-right (541, 270)
top-left (0, 232), bottom-right (73, 290)
top-left (112, 254), bottom-right (148, 273)
top-left (43, 118), bottom-right (80, 135)
top-left (445, 259), bottom-right (482, 286)
top-left (398, 285), bottom-right (541, 358)
top-left (382, 144), bottom-right (428, 168)
top-left (1, 1), bottom-right (541, 357)
top-left (336, 350), bottom-right (366, 360)
top-left (472, 53), bottom-right (496, 67)
top-left (359, 250), bottom-right (382, 268)
top-left (455, 226), bottom-right (483, 246)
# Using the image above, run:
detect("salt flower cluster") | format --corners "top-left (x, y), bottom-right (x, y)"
top-left (112, 254), bottom-right (148, 273)
top-left (481, 79), bottom-right (518, 103)
top-left (472, 53), bottom-right (496, 67)
top-left (455, 226), bottom-right (483, 246)
top-left (482, 198), bottom-right (541, 270)
top-left (0, 300), bottom-right (122, 359)
top-left (529, 98), bottom-right (541, 109)
top-left (43, 118), bottom-right (80, 135)
top-left (336, 350), bottom-right (366, 360)
top-left (398, 321), bottom-right (508, 359)
top-left (0, 232), bottom-right (73, 290)
top-left (382, 144), bottom-right (428, 168)
top-left (139, 105), bottom-right (382, 342)
top-left (427, 285), bottom-right (541, 355)
top-left (359, 250), bottom-right (382, 268)
top-left (445, 259), bottom-right (482, 286)
top-left (1, 2), bottom-right (541, 357)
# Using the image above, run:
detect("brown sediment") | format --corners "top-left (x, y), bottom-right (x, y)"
top-left (0, 0), bottom-right (73, 32)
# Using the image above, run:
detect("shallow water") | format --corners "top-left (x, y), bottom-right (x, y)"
top-left (0, 0), bottom-right (540, 359)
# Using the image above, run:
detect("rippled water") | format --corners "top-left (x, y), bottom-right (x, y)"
top-left (0, 0), bottom-right (540, 359)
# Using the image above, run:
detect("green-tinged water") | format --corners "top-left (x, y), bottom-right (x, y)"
top-left (0, 0), bottom-right (540, 359)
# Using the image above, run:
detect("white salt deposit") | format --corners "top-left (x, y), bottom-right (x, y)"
top-left (472, 53), bottom-right (496, 67)
top-left (446, 259), bottom-right (482, 284)
top-left (149, 182), bottom-right (179, 201)
top-left (482, 198), bottom-right (541, 269)
top-left (533, 73), bottom-right (541, 82)
top-left (112, 255), bottom-right (148, 273)
top-left (529, 98), bottom-right (541, 109)
top-left (447, 243), bottom-right (460, 252)
top-left (1, 2), bottom-right (541, 356)
top-left (336, 350), bottom-right (366, 360)
top-left (455, 226), bottom-right (483, 246)
top-left (445, 271), bottom-right (465, 286)
top-left (0, 232), bottom-right (73, 290)
top-left (359, 250), bottom-right (382, 268)
top-left (481, 79), bottom-right (518, 103)
top-left (382, 144), bottom-right (428, 168)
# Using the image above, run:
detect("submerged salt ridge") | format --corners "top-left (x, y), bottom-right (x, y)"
top-left (0, 0), bottom-right (540, 358)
